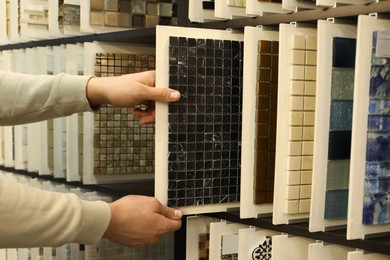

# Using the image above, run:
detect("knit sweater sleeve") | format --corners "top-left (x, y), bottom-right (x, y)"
top-left (0, 71), bottom-right (95, 126)
top-left (0, 175), bottom-right (111, 247)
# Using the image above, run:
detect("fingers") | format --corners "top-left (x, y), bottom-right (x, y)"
top-left (141, 87), bottom-right (181, 103)
top-left (133, 109), bottom-right (155, 125)
top-left (155, 203), bottom-right (183, 220)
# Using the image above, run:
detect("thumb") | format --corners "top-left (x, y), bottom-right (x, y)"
top-left (143, 87), bottom-right (181, 103)
top-left (156, 204), bottom-right (183, 220)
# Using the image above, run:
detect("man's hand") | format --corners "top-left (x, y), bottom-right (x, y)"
top-left (102, 195), bottom-right (182, 247)
top-left (86, 71), bottom-right (181, 124)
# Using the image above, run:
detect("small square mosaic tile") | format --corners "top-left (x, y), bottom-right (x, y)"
top-left (93, 53), bottom-right (155, 175)
top-left (166, 36), bottom-right (243, 207)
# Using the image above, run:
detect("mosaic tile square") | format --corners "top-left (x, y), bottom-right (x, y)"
top-left (328, 130), bottom-right (352, 160)
top-left (326, 160), bottom-right (350, 190)
top-left (366, 131), bottom-right (390, 161)
top-left (331, 68), bottom-right (355, 100)
top-left (324, 189), bottom-right (348, 219)
top-left (364, 178), bottom-right (390, 194)
top-left (366, 162), bottom-right (390, 179)
top-left (329, 100), bottom-right (353, 130)
top-left (332, 37), bottom-right (357, 68)
top-left (363, 193), bottom-right (390, 225)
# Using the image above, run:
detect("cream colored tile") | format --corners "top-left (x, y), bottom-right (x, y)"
top-left (289, 127), bottom-right (303, 141)
top-left (306, 36), bottom-right (317, 50)
top-left (301, 141), bottom-right (313, 155)
top-left (290, 81), bottom-right (305, 95)
top-left (301, 156), bottom-right (313, 170)
top-left (291, 50), bottom-right (305, 65)
top-left (286, 171), bottom-right (301, 185)
top-left (305, 50), bottom-right (317, 65)
top-left (304, 81), bottom-right (316, 96)
top-left (305, 66), bottom-right (317, 81)
top-left (287, 156), bottom-right (301, 171)
top-left (304, 97), bottom-right (316, 111)
top-left (303, 112), bottom-right (315, 126)
top-left (292, 34), bottom-right (306, 50)
top-left (300, 170), bottom-right (312, 185)
top-left (302, 127), bottom-right (314, 140)
top-left (288, 141), bottom-right (302, 156)
top-left (90, 11), bottom-right (104, 25)
top-left (289, 111), bottom-right (303, 126)
top-left (299, 199), bottom-right (311, 213)
top-left (291, 65), bottom-right (305, 80)
top-left (299, 185), bottom-right (312, 199)
top-left (285, 199), bottom-right (299, 214)
top-left (290, 96), bottom-right (304, 111)
top-left (286, 185), bottom-right (300, 200)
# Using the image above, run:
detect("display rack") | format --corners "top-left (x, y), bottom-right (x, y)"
top-left (2, 1), bottom-right (390, 260)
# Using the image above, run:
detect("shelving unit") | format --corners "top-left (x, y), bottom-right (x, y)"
top-left (2, 1), bottom-right (390, 260)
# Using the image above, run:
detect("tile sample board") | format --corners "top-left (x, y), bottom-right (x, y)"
top-left (272, 234), bottom-right (313, 260)
top-left (316, 0), bottom-right (374, 7)
top-left (245, 0), bottom-right (286, 16)
top-left (348, 250), bottom-right (390, 260)
top-left (83, 41), bottom-right (156, 184)
top-left (186, 215), bottom-right (220, 260)
top-left (238, 227), bottom-right (279, 260)
top-left (309, 19), bottom-right (357, 232)
top-left (348, 14), bottom-right (390, 240)
top-left (308, 241), bottom-right (351, 260)
top-left (155, 26), bottom-right (243, 214)
top-left (240, 26), bottom-right (278, 219)
top-left (273, 23), bottom-right (317, 224)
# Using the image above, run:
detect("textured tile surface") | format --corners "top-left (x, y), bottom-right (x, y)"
top-left (167, 36), bottom-right (243, 207)
top-left (93, 53), bottom-right (155, 175)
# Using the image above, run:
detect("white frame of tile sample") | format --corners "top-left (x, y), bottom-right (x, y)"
top-left (48, 0), bottom-right (62, 37)
top-left (186, 215), bottom-right (220, 260)
top-left (308, 241), bottom-right (351, 260)
top-left (316, 0), bottom-right (374, 7)
top-left (188, 0), bottom-right (225, 23)
top-left (309, 19), bottom-right (356, 232)
top-left (19, 0), bottom-right (50, 40)
top-left (347, 14), bottom-right (390, 240)
top-left (238, 227), bottom-right (278, 259)
top-left (0, 0), bottom-right (8, 44)
top-left (348, 250), bottom-right (390, 260)
top-left (240, 26), bottom-right (278, 219)
top-left (273, 23), bottom-right (317, 225)
top-left (155, 25), bottom-right (243, 215)
top-left (214, 0), bottom-right (249, 19)
top-left (272, 234), bottom-right (313, 260)
top-left (83, 41), bottom-right (156, 184)
top-left (66, 43), bottom-right (84, 182)
top-left (209, 221), bottom-right (246, 260)
top-left (282, 0), bottom-right (319, 12)
top-left (245, 0), bottom-right (287, 16)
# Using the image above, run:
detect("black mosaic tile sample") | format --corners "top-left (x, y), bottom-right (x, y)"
top-left (167, 36), bottom-right (243, 207)
top-left (328, 130), bottom-right (352, 160)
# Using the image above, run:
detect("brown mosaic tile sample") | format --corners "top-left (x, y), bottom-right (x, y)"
top-left (93, 53), bottom-right (156, 175)
top-left (254, 40), bottom-right (279, 205)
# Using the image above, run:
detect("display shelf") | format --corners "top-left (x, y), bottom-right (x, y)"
top-left (195, 1), bottom-right (390, 29)
top-left (203, 212), bottom-right (390, 256)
